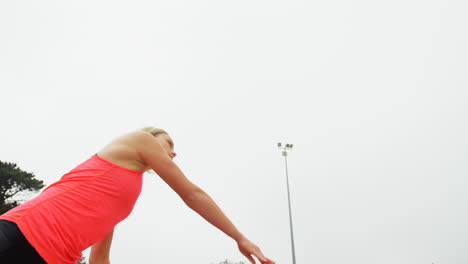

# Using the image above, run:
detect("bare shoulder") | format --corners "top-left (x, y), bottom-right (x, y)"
top-left (96, 130), bottom-right (153, 171)
top-left (131, 130), bottom-right (154, 142)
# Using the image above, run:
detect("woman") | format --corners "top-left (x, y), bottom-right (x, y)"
top-left (0, 127), bottom-right (275, 264)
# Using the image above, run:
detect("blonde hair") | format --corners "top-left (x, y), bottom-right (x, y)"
top-left (140, 126), bottom-right (169, 173)
top-left (140, 126), bottom-right (168, 137)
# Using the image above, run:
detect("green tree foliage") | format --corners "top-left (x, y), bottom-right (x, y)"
top-left (0, 160), bottom-right (45, 214)
top-left (77, 254), bottom-right (86, 264)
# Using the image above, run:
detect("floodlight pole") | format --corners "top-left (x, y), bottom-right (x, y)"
top-left (277, 143), bottom-right (296, 264)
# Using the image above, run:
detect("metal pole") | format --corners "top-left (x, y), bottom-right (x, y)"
top-left (283, 150), bottom-right (297, 264)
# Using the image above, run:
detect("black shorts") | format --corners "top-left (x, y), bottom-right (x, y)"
top-left (0, 220), bottom-right (47, 264)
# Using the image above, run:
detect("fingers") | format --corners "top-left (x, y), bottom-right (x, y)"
top-left (259, 256), bottom-right (275, 264)
top-left (239, 247), bottom-right (256, 264)
top-left (254, 254), bottom-right (275, 264)
top-left (262, 257), bottom-right (276, 264)
top-left (246, 254), bottom-right (256, 264)
top-left (252, 248), bottom-right (272, 263)
top-left (237, 238), bottom-right (275, 264)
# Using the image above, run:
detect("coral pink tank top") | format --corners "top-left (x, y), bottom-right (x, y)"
top-left (0, 154), bottom-right (144, 264)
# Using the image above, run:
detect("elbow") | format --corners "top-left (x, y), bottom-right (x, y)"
top-left (183, 188), bottom-right (205, 204)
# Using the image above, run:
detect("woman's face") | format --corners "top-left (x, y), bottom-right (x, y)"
top-left (155, 133), bottom-right (176, 160)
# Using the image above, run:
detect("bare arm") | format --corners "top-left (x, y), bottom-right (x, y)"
top-left (137, 132), bottom-right (243, 238)
top-left (185, 190), bottom-right (275, 263)
top-left (89, 228), bottom-right (114, 264)
top-left (137, 132), bottom-right (275, 264)
top-left (185, 189), bottom-right (245, 241)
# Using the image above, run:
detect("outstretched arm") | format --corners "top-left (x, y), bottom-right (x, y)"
top-left (185, 190), bottom-right (275, 264)
top-left (137, 131), bottom-right (275, 264)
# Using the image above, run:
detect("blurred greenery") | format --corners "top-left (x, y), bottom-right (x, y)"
top-left (0, 160), bottom-right (44, 214)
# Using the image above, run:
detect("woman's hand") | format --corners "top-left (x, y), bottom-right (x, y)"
top-left (237, 238), bottom-right (275, 264)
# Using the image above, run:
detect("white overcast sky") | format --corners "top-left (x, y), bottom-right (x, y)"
top-left (1, 0), bottom-right (467, 263)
